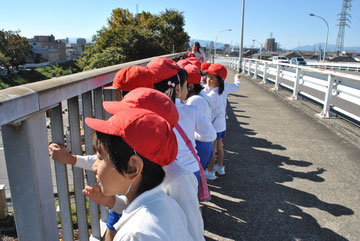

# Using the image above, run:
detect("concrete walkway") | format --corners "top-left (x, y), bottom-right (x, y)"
top-left (202, 68), bottom-right (360, 241)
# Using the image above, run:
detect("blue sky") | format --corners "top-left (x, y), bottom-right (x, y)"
top-left (1, 0), bottom-right (359, 49)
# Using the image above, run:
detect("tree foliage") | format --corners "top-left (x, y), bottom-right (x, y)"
top-left (0, 30), bottom-right (32, 72)
top-left (80, 8), bottom-right (189, 70)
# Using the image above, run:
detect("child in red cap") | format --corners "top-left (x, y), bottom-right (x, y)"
top-left (85, 107), bottom-right (193, 240)
top-left (204, 63), bottom-right (241, 180)
top-left (147, 58), bottom-right (216, 184)
top-left (50, 87), bottom-right (206, 241)
top-left (185, 65), bottom-right (216, 171)
top-left (49, 65), bottom-right (155, 239)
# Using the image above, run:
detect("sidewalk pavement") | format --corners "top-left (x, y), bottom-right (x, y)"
top-left (202, 68), bottom-right (360, 241)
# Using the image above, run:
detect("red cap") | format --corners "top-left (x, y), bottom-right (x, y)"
top-left (146, 58), bottom-right (180, 83)
top-left (85, 108), bottom-right (177, 166)
top-left (201, 62), bottom-right (211, 71)
top-left (190, 60), bottom-right (201, 68)
top-left (184, 65), bottom-right (201, 85)
top-left (187, 57), bottom-right (197, 62)
top-left (112, 66), bottom-right (155, 91)
top-left (177, 59), bottom-right (192, 68)
top-left (206, 63), bottom-right (227, 80)
top-left (187, 52), bottom-right (196, 58)
top-left (103, 88), bottom-right (179, 128)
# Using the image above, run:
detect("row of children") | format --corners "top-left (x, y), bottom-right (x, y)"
top-left (49, 55), bottom-right (240, 240)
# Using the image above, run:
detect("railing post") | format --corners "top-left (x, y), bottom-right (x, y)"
top-left (274, 64), bottom-right (281, 90)
top-left (319, 74), bottom-right (335, 118)
top-left (262, 62), bottom-right (267, 84)
top-left (50, 104), bottom-right (74, 241)
top-left (94, 87), bottom-right (109, 222)
top-left (291, 68), bottom-right (300, 100)
top-left (68, 96), bottom-right (89, 241)
top-left (253, 61), bottom-right (258, 79)
top-left (82, 91), bottom-right (101, 240)
top-left (2, 113), bottom-right (59, 241)
top-left (247, 60), bottom-right (251, 76)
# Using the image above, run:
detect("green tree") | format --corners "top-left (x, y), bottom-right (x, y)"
top-left (0, 52), bottom-right (10, 69)
top-left (0, 30), bottom-right (32, 72)
top-left (80, 8), bottom-right (189, 70)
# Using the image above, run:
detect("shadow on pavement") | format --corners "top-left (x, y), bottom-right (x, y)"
top-left (202, 101), bottom-right (353, 241)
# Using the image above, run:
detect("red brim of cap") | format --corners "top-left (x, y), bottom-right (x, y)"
top-left (85, 117), bottom-right (120, 136)
top-left (103, 101), bottom-right (129, 115)
top-left (104, 86), bottom-right (117, 89)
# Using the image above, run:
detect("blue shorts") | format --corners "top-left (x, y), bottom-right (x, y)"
top-left (216, 131), bottom-right (226, 140)
top-left (106, 209), bottom-right (121, 231)
top-left (195, 140), bottom-right (214, 169)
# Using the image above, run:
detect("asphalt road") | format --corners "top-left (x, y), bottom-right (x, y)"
top-left (202, 68), bottom-right (360, 241)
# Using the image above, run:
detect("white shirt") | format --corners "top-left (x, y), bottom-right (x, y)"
top-left (174, 98), bottom-right (216, 173)
top-left (204, 76), bottom-right (241, 132)
top-left (161, 160), bottom-right (205, 241)
top-left (77, 155), bottom-right (205, 241)
top-left (186, 90), bottom-right (216, 142)
top-left (76, 154), bottom-right (97, 170)
top-left (193, 50), bottom-right (206, 63)
top-left (113, 186), bottom-right (193, 241)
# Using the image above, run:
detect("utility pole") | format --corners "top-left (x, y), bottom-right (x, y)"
top-left (238, 0), bottom-right (245, 73)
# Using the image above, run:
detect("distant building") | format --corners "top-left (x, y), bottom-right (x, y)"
top-left (65, 38), bottom-right (87, 61)
top-left (28, 35), bottom-right (66, 64)
top-left (265, 38), bottom-right (276, 52)
top-left (76, 38), bottom-right (86, 52)
top-left (342, 50), bottom-right (358, 57)
top-left (330, 56), bottom-right (357, 62)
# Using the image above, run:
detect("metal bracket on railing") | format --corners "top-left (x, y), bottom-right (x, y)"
top-left (332, 79), bottom-right (341, 96)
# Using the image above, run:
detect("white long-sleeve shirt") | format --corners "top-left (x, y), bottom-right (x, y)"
top-left (113, 186), bottom-right (193, 241)
top-left (186, 90), bottom-right (216, 142)
top-left (204, 76), bottom-right (241, 132)
top-left (76, 155), bottom-right (205, 241)
top-left (174, 98), bottom-right (216, 173)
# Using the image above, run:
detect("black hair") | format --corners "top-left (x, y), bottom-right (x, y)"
top-left (121, 90), bottom-right (130, 97)
top-left (216, 75), bottom-right (224, 95)
top-left (187, 83), bottom-right (203, 98)
top-left (193, 42), bottom-right (201, 53)
top-left (153, 68), bottom-right (188, 103)
top-left (93, 131), bottom-right (165, 196)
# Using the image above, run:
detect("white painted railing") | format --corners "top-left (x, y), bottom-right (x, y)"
top-left (226, 57), bottom-right (360, 122)
top-left (306, 60), bottom-right (360, 72)
top-left (0, 52), bottom-right (184, 241)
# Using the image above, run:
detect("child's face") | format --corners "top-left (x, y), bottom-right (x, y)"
top-left (92, 149), bottom-right (132, 196)
top-left (206, 74), bottom-right (219, 88)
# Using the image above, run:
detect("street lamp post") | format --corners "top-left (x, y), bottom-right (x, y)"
top-left (238, 0), bottom-right (245, 73)
top-left (310, 13), bottom-right (329, 62)
top-left (253, 39), bottom-right (262, 60)
top-left (214, 29), bottom-right (232, 63)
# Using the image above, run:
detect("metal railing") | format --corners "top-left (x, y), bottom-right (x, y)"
top-left (306, 60), bottom-right (360, 72)
top-left (0, 52), bottom-right (184, 241)
top-left (226, 57), bottom-right (360, 122)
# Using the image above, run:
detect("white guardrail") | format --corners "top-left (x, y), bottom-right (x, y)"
top-left (0, 52), bottom-right (185, 241)
top-left (223, 57), bottom-right (360, 123)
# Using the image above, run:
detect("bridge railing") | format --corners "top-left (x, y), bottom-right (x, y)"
top-left (226, 57), bottom-right (360, 122)
top-left (305, 60), bottom-right (360, 72)
top-left (0, 52), bottom-right (184, 241)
